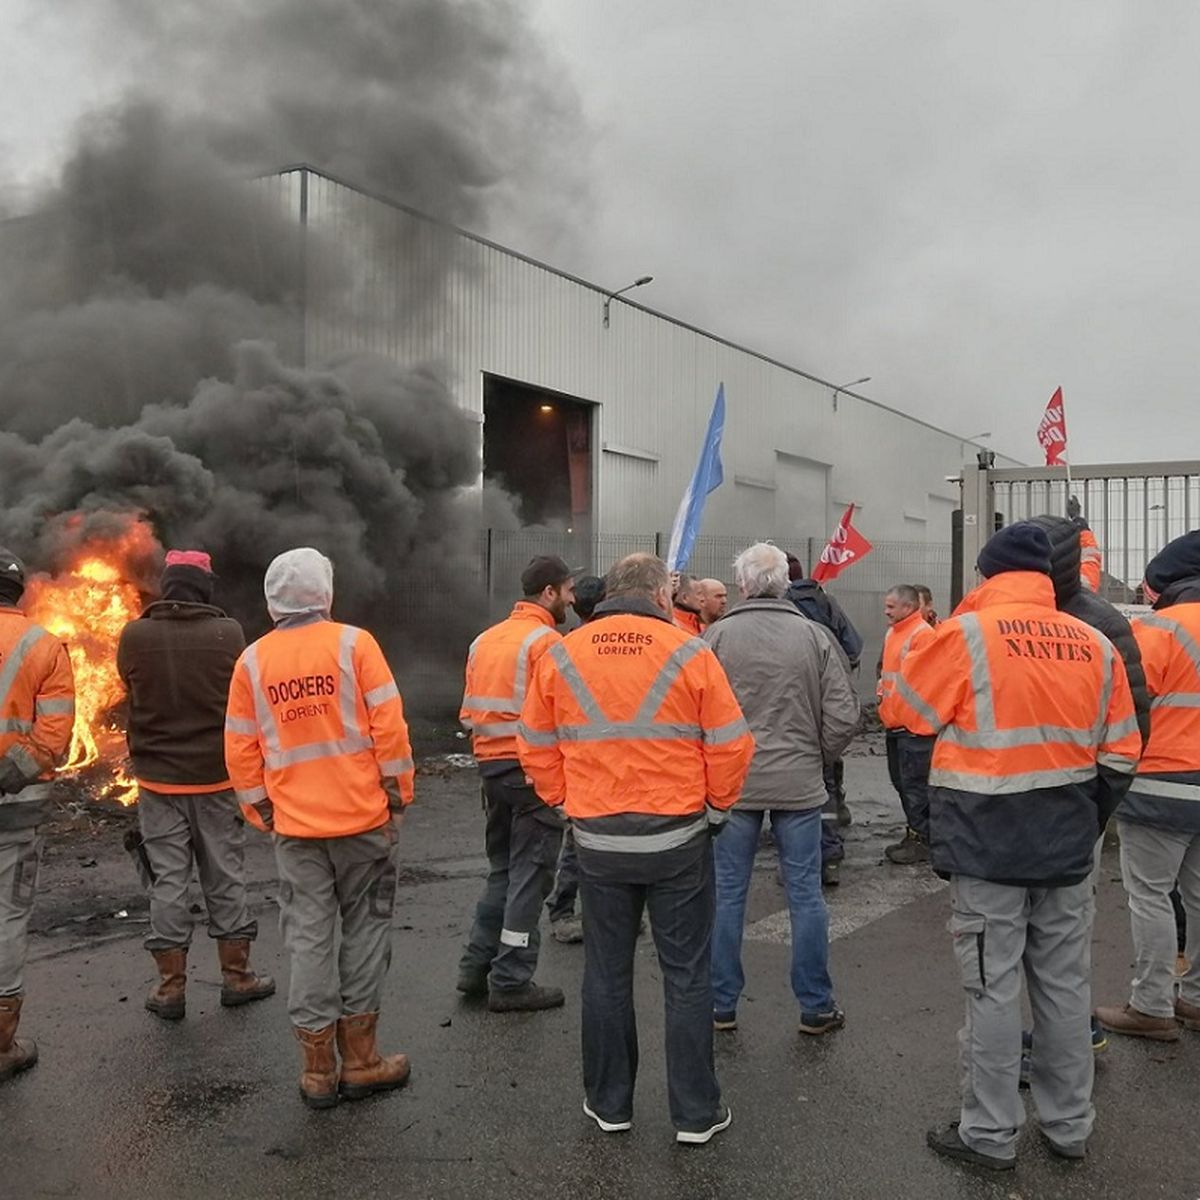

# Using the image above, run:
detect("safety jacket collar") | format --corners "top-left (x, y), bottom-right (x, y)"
top-left (592, 596), bottom-right (674, 625)
top-left (143, 600), bottom-right (228, 621)
top-left (1155, 579), bottom-right (1200, 609)
top-left (887, 609), bottom-right (927, 640)
top-left (275, 611), bottom-right (330, 630)
top-left (509, 600), bottom-right (557, 628)
top-left (954, 571), bottom-right (1056, 614)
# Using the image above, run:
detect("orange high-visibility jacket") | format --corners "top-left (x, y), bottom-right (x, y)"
top-left (459, 602), bottom-right (560, 764)
top-left (1079, 528), bottom-right (1102, 593)
top-left (876, 609), bottom-right (937, 730)
top-left (1121, 602), bottom-right (1200, 832)
top-left (895, 571), bottom-right (1141, 884)
top-left (517, 603), bottom-right (755, 853)
top-left (225, 619), bottom-right (414, 838)
top-left (673, 606), bottom-right (703, 636)
top-left (0, 607), bottom-right (75, 831)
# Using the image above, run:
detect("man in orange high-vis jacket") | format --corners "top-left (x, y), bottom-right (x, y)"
top-left (894, 523), bottom-right (1140, 1171)
top-left (1078, 527), bottom-right (1102, 593)
top-left (876, 584), bottom-right (937, 867)
top-left (225, 548), bottom-right (414, 1110)
top-left (672, 574), bottom-right (704, 635)
top-left (519, 553), bottom-right (754, 1146)
top-left (0, 548), bottom-right (74, 1086)
top-left (457, 555), bottom-right (576, 1013)
top-left (1096, 531), bottom-right (1200, 1041)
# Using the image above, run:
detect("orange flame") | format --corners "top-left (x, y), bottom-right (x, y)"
top-left (24, 520), bottom-right (159, 806)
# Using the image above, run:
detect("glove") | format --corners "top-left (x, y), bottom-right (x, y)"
top-left (0, 758), bottom-right (29, 795)
top-left (1067, 495), bottom-right (1081, 520)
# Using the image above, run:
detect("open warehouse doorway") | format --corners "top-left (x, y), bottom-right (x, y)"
top-left (482, 374), bottom-right (594, 540)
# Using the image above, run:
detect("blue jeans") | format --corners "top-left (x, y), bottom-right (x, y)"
top-left (712, 807), bottom-right (833, 1015)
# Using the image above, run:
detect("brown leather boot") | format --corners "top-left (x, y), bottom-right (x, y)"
top-left (0, 994), bottom-right (38, 1083)
top-left (1176, 997), bottom-right (1200, 1031)
top-left (1094, 1002), bottom-right (1180, 1041)
top-left (336, 1012), bottom-right (411, 1100)
top-left (295, 1024), bottom-right (339, 1109)
top-left (145, 948), bottom-right (187, 1020)
top-left (217, 939), bottom-right (276, 1007)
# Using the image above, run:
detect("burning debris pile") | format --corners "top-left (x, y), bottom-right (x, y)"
top-left (0, 0), bottom-right (587, 796)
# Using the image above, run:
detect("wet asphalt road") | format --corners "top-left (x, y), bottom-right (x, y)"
top-left (4, 755), bottom-right (1198, 1200)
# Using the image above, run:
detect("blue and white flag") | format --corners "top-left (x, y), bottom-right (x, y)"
top-left (666, 383), bottom-right (726, 571)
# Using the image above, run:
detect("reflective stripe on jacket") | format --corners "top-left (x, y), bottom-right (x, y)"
top-left (1121, 603), bottom-right (1200, 833)
top-left (517, 598), bottom-right (754, 853)
top-left (224, 618), bottom-right (414, 837)
top-left (1079, 529), bottom-right (1102, 593)
top-left (0, 608), bottom-right (76, 831)
top-left (459, 602), bottom-right (559, 763)
top-left (876, 610), bottom-right (936, 730)
top-left (895, 572), bottom-right (1141, 885)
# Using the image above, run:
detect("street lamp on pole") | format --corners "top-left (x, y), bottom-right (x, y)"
top-left (831, 376), bottom-right (870, 412)
top-left (602, 275), bottom-right (654, 328)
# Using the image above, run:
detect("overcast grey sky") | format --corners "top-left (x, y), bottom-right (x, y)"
top-left (4, 1), bottom-right (1197, 464)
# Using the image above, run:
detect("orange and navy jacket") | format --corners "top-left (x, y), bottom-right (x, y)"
top-left (876, 609), bottom-right (937, 730)
top-left (1120, 597), bottom-right (1200, 833)
top-left (673, 605), bottom-right (703, 636)
top-left (0, 606), bottom-right (75, 832)
top-left (894, 571), bottom-right (1141, 885)
top-left (225, 617), bottom-right (413, 838)
top-left (517, 597), bottom-right (754, 855)
top-left (1079, 528), bottom-right (1102, 594)
top-left (459, 602), bottom-right (560, 767)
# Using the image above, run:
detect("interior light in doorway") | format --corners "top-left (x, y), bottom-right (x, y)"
top-left (539, 404), bottom-right (554, 413)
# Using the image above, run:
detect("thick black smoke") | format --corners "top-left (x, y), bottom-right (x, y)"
top-left (0, 0), bottom-right (588, 708)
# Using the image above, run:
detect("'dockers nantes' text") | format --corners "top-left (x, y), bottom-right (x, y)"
top-left (997, 618), bottom-right (1094, 662)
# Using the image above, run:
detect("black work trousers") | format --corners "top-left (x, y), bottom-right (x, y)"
top-left (460, 766), bottom-right (564, 990)
top-left (578, 835), bottom-right (723, 1134)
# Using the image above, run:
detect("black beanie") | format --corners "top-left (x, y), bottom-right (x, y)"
top-left (977, 522), bottom-right (1052, 579)
top-left (160, 564), bottom-right (215, 605)
top-left (1144, 531), bottom-right (1200, 598)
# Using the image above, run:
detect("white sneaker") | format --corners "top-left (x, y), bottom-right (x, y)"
top-left (676, 1106), bottom-right (732, 1145)
top-left (583, 1099), bottom-right (632, 1133)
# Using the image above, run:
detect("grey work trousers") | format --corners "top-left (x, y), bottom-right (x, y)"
top-left (460, 768), bottom-right (564, 990)
top-left (949, 874), bottom-right (1095, 1159)
top-left (1117, 819), bottom-right (1200, 1015)
top-left (274, 825), bottom-right (398, 1031)
top-left (137, 789), bottom-right (257, 952)
top-left (0, 828), bottom-right (41, 997)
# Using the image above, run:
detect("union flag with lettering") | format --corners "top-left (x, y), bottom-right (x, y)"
top-left (812, 504), bottom-right (873, 584)
top-left (1037, 387), bottom-right (1068, 467)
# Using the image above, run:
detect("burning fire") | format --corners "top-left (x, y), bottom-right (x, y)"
top-left (24, 519), bottom-right (159, 806)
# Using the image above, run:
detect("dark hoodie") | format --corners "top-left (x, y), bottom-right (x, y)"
top-left (785, 579), bottom-right (863, 667)
top-left (1028, 515), bottom-right (1151, 746)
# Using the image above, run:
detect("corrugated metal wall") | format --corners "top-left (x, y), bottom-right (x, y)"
top-left (276, 167), bottom-right (1021, 548)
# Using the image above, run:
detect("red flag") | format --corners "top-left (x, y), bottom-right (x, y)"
top-left (812, 504), bottom-right (873, 584)
top-left (1037, 387), bottom-right (1068, 466)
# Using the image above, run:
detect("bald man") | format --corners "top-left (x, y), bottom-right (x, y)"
top-left (697, 580), bottom-right (729, 628)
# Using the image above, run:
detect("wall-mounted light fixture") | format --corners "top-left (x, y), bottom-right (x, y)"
top-left (602, 276), bottom-right (654, 328)
top-left (831, 376), bottom-right (870, 412)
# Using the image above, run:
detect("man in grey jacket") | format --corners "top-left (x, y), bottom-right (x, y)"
top-left (705, 543), bottom-right (860, 1034)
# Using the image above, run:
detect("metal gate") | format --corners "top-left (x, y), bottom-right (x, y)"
top-left (955, 455), bottom-right (1200, 605)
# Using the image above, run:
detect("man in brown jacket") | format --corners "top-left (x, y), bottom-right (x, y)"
top-left (117, 550), bottom-right (274, 1020)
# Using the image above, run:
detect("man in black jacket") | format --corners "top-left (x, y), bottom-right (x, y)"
top-left (117, 551), bottom-right (274, 1020)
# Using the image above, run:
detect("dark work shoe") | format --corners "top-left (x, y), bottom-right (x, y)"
top-left (799, 1007), bottom-right (845, 1036)
top-left (713, 1011), bottom-right (737, 1032)
top-left (926, 1122), bottom-right (1015, 1171)
top-left (1038, 1127), bottom-right (1086, 1161)
top-left (676, 1106), bottom-right (732, 1145)
top-left (885, 829), bottom-right (929, 865)
top-left (455, 967), bottom-right (489, 998)
top-left (487, 983), bottom-right (565, 1013)
top-left (821, 861), bottom-right (840, 888)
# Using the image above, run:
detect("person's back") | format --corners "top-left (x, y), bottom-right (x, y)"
top-left (118, 567), bottom-right (244, 792)
top-left (785, 578), bottom-right (862, 667)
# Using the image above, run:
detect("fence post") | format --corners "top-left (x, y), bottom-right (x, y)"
top-left (958, 461), bottom-right (996, 603)
top-left (654, 531), bottom-right (663, 559)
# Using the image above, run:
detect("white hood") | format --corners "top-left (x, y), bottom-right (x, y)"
top-left (264, 548), bottom-right (334, 622)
